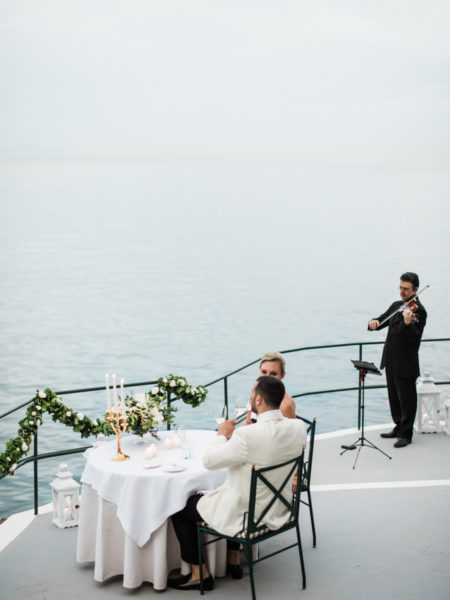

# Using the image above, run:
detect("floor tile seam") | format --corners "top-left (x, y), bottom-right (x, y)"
top-left (311, 479), bottom-right (450, 492)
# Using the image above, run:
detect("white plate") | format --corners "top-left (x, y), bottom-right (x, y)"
top-left (144, 461), bottom-right (161, 469)
top-left (163, 464), bottom-right (186, 473)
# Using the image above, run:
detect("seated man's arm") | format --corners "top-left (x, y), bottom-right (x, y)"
top-left (203, 427), bottom-right (248, 470)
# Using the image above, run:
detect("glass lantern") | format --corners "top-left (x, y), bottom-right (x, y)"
top-left (415, 372), bottom-right (441, 433)
top-left (50, 464), bottom-right (81, 528)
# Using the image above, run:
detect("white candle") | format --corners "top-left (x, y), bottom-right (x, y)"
top-left (172, 435), bottom-right (181, 448)
top-left (112, 374), bottom-right (118, 410)
top-left (120, 378), bottom-right (126, 416)
top-left (164, 438), bottom-right (174, 449)
top-left (144, 444), bottom-right (157, 459)
top-left (105, 374), bottom-right (111, 411)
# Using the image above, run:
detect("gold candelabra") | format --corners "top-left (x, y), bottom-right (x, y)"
top-left (107, 409), bottom-right (130, 461)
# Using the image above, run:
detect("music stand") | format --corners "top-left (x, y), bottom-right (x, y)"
top-left (340, 360), bottom-right (392, 469)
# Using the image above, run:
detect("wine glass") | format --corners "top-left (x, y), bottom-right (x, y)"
top-left (214, 405), bottom-right (226, 425)
top-left (233, 396), bottom-right (247, 419)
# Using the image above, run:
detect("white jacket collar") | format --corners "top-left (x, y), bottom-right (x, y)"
top-left (256, 409), bottom-right (284, 423)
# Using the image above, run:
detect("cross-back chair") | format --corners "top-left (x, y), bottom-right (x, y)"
top-left (197, 452), bottom-right (306, 599)
top-left (296, 415), bottom-right (317, 547)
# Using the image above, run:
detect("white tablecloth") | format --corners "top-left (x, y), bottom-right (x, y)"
top-left (76, 430), bottom-right (228, 589)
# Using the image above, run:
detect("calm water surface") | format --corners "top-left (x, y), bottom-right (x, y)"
top-left (1, 161), bottom-right (449, 516)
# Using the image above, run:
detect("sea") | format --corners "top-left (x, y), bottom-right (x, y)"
top-left (1, 160), bottom-right (449, 517)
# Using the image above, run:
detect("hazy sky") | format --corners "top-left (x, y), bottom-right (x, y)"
top-left (1, 0), bottom-right (449, 164)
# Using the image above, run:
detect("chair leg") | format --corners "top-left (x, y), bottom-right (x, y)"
top-left (245, 542), bottom-right (257, 600)
top-left (296, 523), bottom-right (306, 589)
top-left (198, 530), bottom-right (204, 595)
top-left (307, 489), bottom-right (317, 548)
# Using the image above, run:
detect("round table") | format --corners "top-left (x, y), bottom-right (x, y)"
top-left (76, 429), bottom-right (227, 590)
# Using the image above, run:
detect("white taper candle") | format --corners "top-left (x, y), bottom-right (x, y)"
top-left (105, 374), bottom-right (111, 411)
top-left (120, 378), bottom-right (126, 416)
top-left (112, 374), bottom-right (118, 410)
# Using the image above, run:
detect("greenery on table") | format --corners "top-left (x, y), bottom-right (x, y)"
top-left (0, 375), bottom-right (208, 479)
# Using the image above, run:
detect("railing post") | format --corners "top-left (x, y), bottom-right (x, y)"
top-left (167, 391), bottom-right (171, 430)
top-left (358, 344), bottom-right (363, 430)
top-left (224, 377), bottom-right (229, 418)
top-left (33, 431), bottom-right (38, 516)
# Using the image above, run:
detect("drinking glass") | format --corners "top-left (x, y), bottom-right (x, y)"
top-left (233, 396), bottom-right (247, 419)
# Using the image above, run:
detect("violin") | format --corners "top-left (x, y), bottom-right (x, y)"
top-left (401, 298), bottom-right (419, 314)
top-left (376, 284), bottom-right (429, 329)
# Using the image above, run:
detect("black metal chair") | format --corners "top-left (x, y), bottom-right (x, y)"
top-left (197, 452), bottom-right (306, 599)
top-left (296, 416), bottom-right (317, 547)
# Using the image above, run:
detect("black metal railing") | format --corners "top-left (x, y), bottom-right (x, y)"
top-left (1, 337), bottom-right (449, 515)
top-left (204, 339), bottom-right (450, 428)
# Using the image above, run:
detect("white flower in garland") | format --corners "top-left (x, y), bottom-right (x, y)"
top-left (178, 379), bottom-right (185, 387)
top-left (151, 386), bottom-right (159, 395)
top-left (76, 412), bottom-right (84, 420)
top-left (163, 377), bottom-right (168, 384)
top-left (38, 391), bottom-right (47, 399)
top-left (31, 411), bottom-right (36, 416)
top-left (186, 386), bottom-right (191, 393)
top-left (29, 420), bottom-right (34, 426)
top-left (66, 411), bottom-right (71, 417)
top-left (36, 419), bottom-right (41, 426)
top-left (169, 380), bottom-right (176, 388)
top-left (21, 442), bottom-right (28, 452)
top-left (150, 406), bottom-right (164, 424)
top-left (36, 405), bottom-right (42, 411)
top-left (9, 463), bottom-right (17, 473)
top-left (92, 419), bottom-right (98, 427)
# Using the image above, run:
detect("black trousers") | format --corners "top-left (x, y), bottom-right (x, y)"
top-left (385, 370), bottom-right (417, 441)
top-left (171, 494), bottom-right (239, 565)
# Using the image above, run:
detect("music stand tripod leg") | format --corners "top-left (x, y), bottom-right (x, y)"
top-left (341, 362), bottom-right (392, 467)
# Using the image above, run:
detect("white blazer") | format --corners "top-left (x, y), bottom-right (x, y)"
top-left (197, 410), bottom-right (307, 537)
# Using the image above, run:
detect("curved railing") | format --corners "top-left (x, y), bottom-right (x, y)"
top-left (1, 337), bottom-right (449, 515)
top-left (204, 339), bottom-right (450, 425)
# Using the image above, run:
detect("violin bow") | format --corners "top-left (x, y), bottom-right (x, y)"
top-left (377, 284), bottom-right (430, 329)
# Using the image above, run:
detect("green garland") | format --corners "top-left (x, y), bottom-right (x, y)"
top-left (0, 374), bottom-right (207, 479)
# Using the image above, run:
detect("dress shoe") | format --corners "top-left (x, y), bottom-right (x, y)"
top-left (394, 438), bottom-right (411, 448)
top-left (380, 429), bottom-right (397, 438)
top-left (167, 573), bottom-right (192, 587)
top-left (227, 563), bottom-right (243, 579)
top-left (168, 574), bottom-right (214, 591)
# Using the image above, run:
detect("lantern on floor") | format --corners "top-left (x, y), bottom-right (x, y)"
top-left (444, 400), bottom-right (450, 436)
top-left (415, 372), bottom-right (441, 433)
top-left (50, 464), bottom-right (80, 528)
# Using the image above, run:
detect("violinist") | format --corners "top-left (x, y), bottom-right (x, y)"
top-left (368, 272), bottom-right (427, 448)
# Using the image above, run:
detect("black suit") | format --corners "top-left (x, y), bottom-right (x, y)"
top-left (370, 298), bottom-right (427, 440)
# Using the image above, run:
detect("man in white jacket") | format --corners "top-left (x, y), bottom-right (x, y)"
top-left (169, 375), bottom-right (307, 591)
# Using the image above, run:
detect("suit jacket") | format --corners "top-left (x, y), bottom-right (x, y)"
top-left (370, 298), bottom-right (427, 378)
top-left (197, 410), bottom-right (307, 537)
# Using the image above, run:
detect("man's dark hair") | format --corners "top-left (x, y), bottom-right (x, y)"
top-left (400, 272), bottom-right (419, 289)
top-left (254, 375), bottom-right (285, 409)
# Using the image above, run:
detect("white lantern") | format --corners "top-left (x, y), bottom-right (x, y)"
top-left (444, 400), bottom-right (450, 436)
top-left (50, 464), bottom-right (81, 528)
top-left (415, 372), bottom-right (441, 433)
